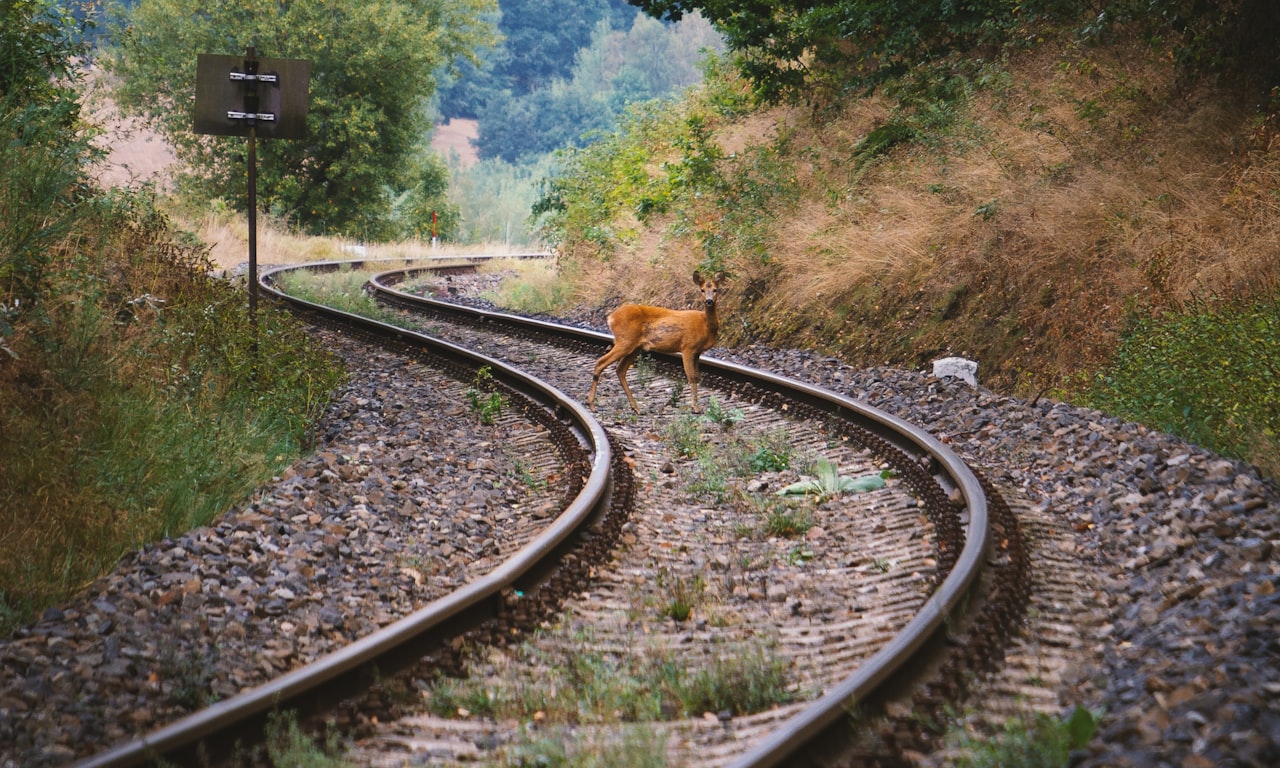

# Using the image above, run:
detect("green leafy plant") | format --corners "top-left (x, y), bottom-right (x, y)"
top-left (746, 429), bottom-right (793, 472)
top-left (777, 458), bottom-right (887, 501)
top-left (465, 365), bottom-right (506, 425)
top-left (665, 412), bottom-right (708, 459)
top-left (785, 545), bottom-right (815, 565)
top-left (508, 454), bottom-right (547, 491)
top-left (946, 706), bottom-right (1097, 768)
top-left (701, 395), bottom-right (744, 427)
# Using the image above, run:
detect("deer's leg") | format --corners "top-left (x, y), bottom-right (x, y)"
top-left (616, 349), bottom-right (643, 413)
top-left (682, 352), bottom-right (702, 412)
top-left (588, 345), bottom-right (626, 407)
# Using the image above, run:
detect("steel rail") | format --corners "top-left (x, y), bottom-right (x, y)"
top-left (367, 263), bottom-right (995, 767)
top-left (72, 262), bottom-right (610, 768)
top-left (77, 255), bottom-right (1001, 767)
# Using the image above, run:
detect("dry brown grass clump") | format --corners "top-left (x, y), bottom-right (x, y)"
top-left (183, 209), bottom-right (542, 271)
top-left (565, 26), bottom-right (1280, 397)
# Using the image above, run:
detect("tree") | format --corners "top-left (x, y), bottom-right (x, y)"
top-left (626, 0), bottom-right (1280, 101)
top-left (103, 0), bottom-right (497, 240)
top-left (1, 0), bottom-right (96, 311)
top-left (2, 0), bottom-right (86, 105)
top-left (493, 0), bottom-right (633, 96)
top-left (473, 11), bottom-right (720, 163)
top-left (435, 0), bottom-right (639, 120)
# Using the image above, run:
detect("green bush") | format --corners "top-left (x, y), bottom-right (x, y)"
top-left (535, 60), bottom-right (796, 270)
top-left (1083, 296), bottom-right (1280, 475)
top-left (1, 189), bottom-right (343, 634)
top-left (947, 706), bottom-right (1097, 768)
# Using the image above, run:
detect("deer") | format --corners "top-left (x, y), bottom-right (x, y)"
top-left (587, 271), bottom-right (724, 414)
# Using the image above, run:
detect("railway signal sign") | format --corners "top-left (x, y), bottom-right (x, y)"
top-left (194, 47), bottom-right (310, 328)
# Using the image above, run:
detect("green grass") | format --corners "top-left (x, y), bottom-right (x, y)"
top-left (1, 183), bottom-right (344, 635)
top-left (665, 412), bottom-right (710, 459)
top-left (944, 706), bottom-right (1097, 768)
top-left (656, 568), bottom-right (705, 622)
top-left (262, 711), bottom-right (352, 768)
top-left (274, 266), bottom-right (405, 324)
top-left (500, 725), bottom-right (668, 768)
top-left (761, 501), bottom-right (814, 539)
top-left (1080, 296), bottom-right (1280, 476)
top-left (424, 630), bottom-right (793, 726)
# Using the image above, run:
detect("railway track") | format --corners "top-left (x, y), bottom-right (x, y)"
top-left (310, 261), bottom-right (1029, 765)
top-left (37, 257), bottom-right (1029, 767)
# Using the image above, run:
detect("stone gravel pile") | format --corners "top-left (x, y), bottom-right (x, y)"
top-left (441, 275), bottom-right (1280, 767)
top-left (718, 345), bottom-right (1280, 768)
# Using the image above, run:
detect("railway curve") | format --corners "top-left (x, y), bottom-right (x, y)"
top-left (351, 261), bottom-right (1031, 765)
top-left (0, 256), bottom-right (1033, 768)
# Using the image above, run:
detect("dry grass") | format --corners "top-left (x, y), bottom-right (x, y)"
top-left (562, 25), bottom-right (1280, 395)
top-left (185, 210), bottom-right (541, 271)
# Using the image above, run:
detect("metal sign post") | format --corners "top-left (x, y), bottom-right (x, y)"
top-left (194, 47), bottom-right (310, 329)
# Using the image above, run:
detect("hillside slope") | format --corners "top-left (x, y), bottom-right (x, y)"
top-left (554, 26), bottom-right (1280, 400)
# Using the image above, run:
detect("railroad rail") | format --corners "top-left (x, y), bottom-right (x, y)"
top-left (368, 262), bottom-right (1030, 764)
top-left (72, 257), bottom-right (1028, 767)
top-left (73, 261), bottom-right (628, 768)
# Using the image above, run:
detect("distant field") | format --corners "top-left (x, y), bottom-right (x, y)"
top-left (432, 118), bottom-right (479, 167)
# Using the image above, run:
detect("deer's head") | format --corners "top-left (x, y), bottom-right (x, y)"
top-left (693, 271), bottom-right (724, 307)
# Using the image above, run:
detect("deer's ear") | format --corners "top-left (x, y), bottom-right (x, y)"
top-left (693, 271), bottom-right (704, 286)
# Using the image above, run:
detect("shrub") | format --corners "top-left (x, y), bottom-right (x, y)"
top-left (1082, 296), bottom-right (1280, 475)
top-left (0, 190), bottom-right (343, 633)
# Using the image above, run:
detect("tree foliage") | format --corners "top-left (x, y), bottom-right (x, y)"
top-left (438, 0), bottom-right (634, 118)
top-left (102, 0), bottom-right (496, 240)
top-left (1087, 0), bottom-right (1280, 84)
top-left (1, 0), bottom-right (96, 312)
top-left (1, 0), bottom-right (86, 106)
top-left (625, 0), bottom-right (1280, 101)
top-left (474, 11), bottom-right (722, 163)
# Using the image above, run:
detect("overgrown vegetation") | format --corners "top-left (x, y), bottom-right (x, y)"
top-left (424, 629), bottom-right (793, 725)
top-left (627, 1), bottom-right (1280, 102)
top-left (534, 2), bottom-right (1280, 475)
top-left (477, 257), bottom-right (575, 314)
top-left (274, 265), bottom-right (408, 324)
top-left (1082, 297), bottom-right (1280, 476)
top-left (943, 705), bottom-right (1098, 768)
top-left (1, 1), bottom-right (343, 634)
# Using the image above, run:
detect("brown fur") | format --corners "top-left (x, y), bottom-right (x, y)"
top-left (587, 271), bottom-right (723, 413)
